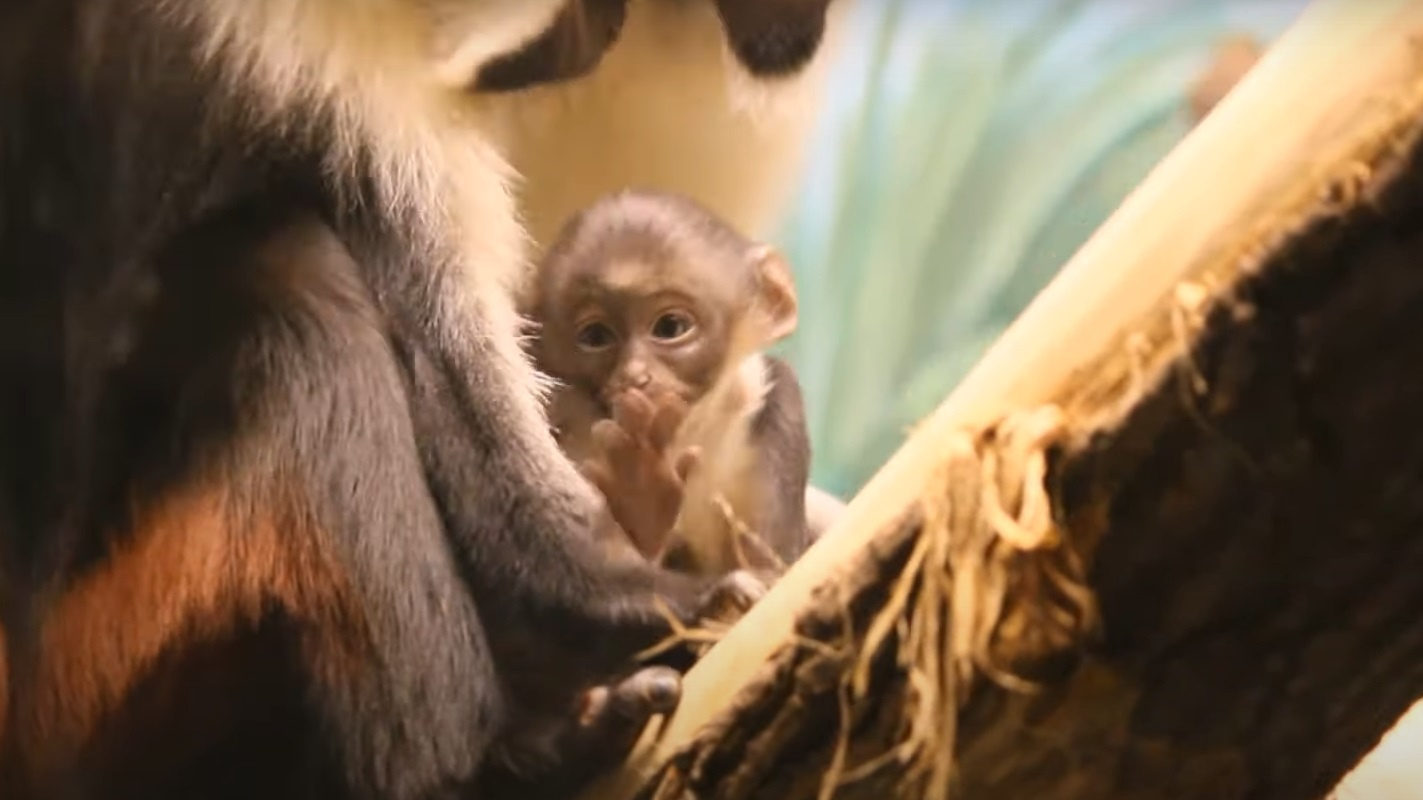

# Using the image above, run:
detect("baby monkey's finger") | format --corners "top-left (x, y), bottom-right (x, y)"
top-left (578, 458), bottom-right (615, 496)
top-left (591, 418), bottom-right (634, 454)
top-left (611, 389), bottom-right (658, 445)
top-left (674, 446), bottom-right (702, 484)
top-left (592, 418), bottom-right (649, 478)
top-left (647, 392), bottom-right (690, 451)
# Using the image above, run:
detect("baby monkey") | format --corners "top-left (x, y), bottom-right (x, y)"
top-left (528, 189), bottom-right (837, 577)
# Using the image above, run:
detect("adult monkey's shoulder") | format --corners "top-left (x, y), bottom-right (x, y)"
top-left (0, 1), bottom-right (844, 799)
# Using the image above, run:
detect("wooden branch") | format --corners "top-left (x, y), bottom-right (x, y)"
top-left (580, 0), bottom-right (1423, 797)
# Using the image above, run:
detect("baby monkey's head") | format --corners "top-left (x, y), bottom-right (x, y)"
top-left (531, 189), bottom-right (798, 411)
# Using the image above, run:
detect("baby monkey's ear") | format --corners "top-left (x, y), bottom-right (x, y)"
top-left (749, 245), bottom-right (799, 343)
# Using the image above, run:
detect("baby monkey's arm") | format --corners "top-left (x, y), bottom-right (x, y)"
top-left (579, 388), bottom-right (701, 559)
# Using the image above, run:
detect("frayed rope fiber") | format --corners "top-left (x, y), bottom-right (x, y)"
top-left (820, 405), bottom-right (1098, 800)
top-left (630, 406), bottom-right (1099, 800)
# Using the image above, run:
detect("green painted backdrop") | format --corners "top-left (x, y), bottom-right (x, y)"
top-left (773, 0), bottom-right (1308, 498)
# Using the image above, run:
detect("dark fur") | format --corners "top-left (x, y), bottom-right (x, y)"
top-left (0, 2), bottom-right (816, 799)
top-left (475, 0), bottom-right (629, 93)
top-left (711, 0), bottom-right (834, 77)
top-left (475, 0), bottom-right (832, 92)
top-left (748, 355), bottom-right (814, 564)
top-left (531, 190), bottom-right (817, 576)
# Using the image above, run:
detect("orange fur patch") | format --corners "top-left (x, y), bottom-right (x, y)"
top-left (25, 484), bottom-right (351, 758)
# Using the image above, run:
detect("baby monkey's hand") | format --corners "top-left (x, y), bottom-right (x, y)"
top-left (580, 388), bottom-right (701, 559)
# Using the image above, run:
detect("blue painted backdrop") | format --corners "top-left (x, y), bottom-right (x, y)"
top-left (773, 0), bottom-right (1309, 498)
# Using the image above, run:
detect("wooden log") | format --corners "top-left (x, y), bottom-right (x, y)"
top-left (580, 0), bottom-right (1423, 797)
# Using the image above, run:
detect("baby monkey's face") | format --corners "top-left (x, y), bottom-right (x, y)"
top-left (539, 258), bottom-right (735, 411)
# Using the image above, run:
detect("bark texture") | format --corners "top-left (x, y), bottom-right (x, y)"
top-left (616, 95), bottom-right (1423, 800)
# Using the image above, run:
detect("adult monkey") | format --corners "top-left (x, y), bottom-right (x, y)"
top-left (488, 0), bottom-right (843, 259)
top-left (0, 2), bottom-right (838, 800)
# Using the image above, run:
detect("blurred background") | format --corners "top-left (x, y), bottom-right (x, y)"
top-left (769, 3), bottom-right (1421, 795)
top-left (772, 0), bottom-right (1307, 499)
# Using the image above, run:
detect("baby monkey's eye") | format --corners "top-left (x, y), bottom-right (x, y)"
top-left (575, 321), bottom-right (616, 351)
top-left (651, 311), bottom-right (695, 342)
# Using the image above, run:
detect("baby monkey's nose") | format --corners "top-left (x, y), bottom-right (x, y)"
top-left (621, 360), bottom-right (652, 388)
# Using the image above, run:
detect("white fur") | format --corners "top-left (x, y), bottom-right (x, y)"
top-left (486, 0), bottom-right (853, 260)
top-left (671, 354), bottom-right (843, 569)
top-left (804, 484), bottom-right (847, 538)
top-left (672, 353), bottom-right (776, 571)
top-left (166, 0), bottom-right (841, 497)
top-left (429, 0), bottom-right (568, 88)
top-left (483, 0), bottom-right (847, 497)
top-left (163, 0), bottom-right (570, 486)
top-left (173, 0), bottom-right (549, 390)
top-left (171, 0), bottom-right (846, 319)
top-left (176, 0), bottom-right (540, 270)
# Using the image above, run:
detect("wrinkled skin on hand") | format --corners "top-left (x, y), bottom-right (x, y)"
top-left (530, 569), bottom-right (769, 795)
top-left (578, 387), bottom-right (702, 560)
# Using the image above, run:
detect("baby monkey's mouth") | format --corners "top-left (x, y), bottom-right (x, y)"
top-left (598, 384), bottom-right (694, 423)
